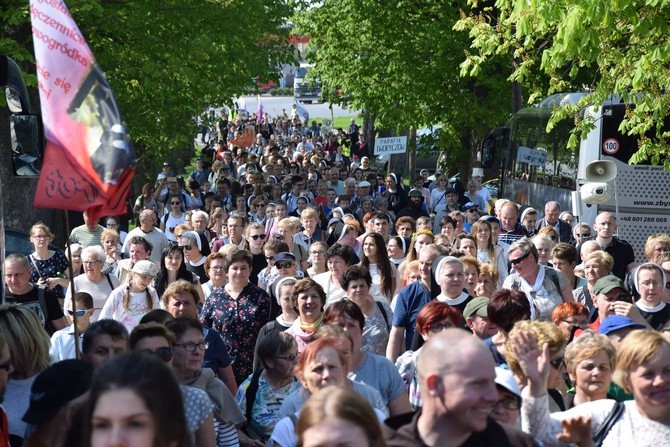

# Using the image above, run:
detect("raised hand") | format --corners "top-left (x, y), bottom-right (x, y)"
top-left (557, 416), bottom-right (593, 447)
top-left (509, 330), bottom-right (550, 397)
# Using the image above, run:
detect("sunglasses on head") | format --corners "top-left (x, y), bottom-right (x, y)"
top-left (510, 251), bottom-right (531, 265)
top-left (276, 262), bottom-right (293, 269)
top-left (250, 234), bottom-right (266, 240)
top-left (67, 309), bottom-right (92, 318)
top-left (140, 347), bottom-right (173, 363)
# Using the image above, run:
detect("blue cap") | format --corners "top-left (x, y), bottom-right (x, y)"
top-left (598, 316), bottom-right (645, 336)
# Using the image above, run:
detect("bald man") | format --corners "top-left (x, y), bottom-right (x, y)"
top-left (498, 201), bottom-right (529, 246)
top-left (386, 329), bottom-right (537, 447)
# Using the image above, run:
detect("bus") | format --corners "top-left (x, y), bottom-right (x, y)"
top-left (481, 93), bottom-right (670, 262)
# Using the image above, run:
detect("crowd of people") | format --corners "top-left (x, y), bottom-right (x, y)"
top-left (1, 109), bottom-right (670, 447)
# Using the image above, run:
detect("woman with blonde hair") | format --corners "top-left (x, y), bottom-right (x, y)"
top-left (563, 331), bottom-right (616, 409)
top-left (0, 304), bottom-right (51, 443)
top-left (100, 228), bottom-right (121, 275)
top-left (573, 250), bottom-right (614, 312)
top-left (307, 241), bottom-right (328, 277)
top-left (470, 219), bottom-right (508, 283)
top-left (532, 234), bottom-right (556, 266)
top-left (506, 320), bottom-right (567, 412)
top-left (475, 263), bottom-right (500, 298)
top-left (296, 386), bottom-right (386, 447)
top-left (514, 329), bottom-right (670, 446)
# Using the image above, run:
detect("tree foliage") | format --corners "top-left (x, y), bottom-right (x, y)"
top-left (456, 0), bottom-right (670, 167)
top-left (2, 0), bottom-right (295, 178)
top-left (293, 0), bottom-right (512, 171)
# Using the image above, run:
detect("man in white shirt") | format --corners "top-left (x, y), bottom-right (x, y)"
top-left (122, 209), bottom-right (169, 264)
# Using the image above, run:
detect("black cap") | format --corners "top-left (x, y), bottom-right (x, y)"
top-left (23, 360), bottom-right (93, 424)
top-left (274, 252), bottom-right (297, 263)
top-left (445, 187), bottom-right (458, 195)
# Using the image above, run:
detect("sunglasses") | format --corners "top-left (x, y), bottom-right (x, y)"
top-left (276, 262), bottom-right (293, 269)
top-left (67, 309), bottom-right (92, 317)
top-left (265, 256), bottom-right (275, 261)
top-left (180, 245), bottom-right (193, 251)
top-left (140, 347), bottom-right (173, 363)
top-left (510, 251), bottom-right (531, 265)
top-left (256, 203), bottom-right (266, 207)
top-left (549, 356), bottom-right (564, 370)
top-left (171, 201), bottom-right (181, 205)
top-left (250, 234), bottom-right (267, 240)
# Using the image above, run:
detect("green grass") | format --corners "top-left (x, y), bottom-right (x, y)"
top-left (311, 115), bottom-right (360, 130)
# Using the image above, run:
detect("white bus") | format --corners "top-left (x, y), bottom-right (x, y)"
top-left (481, 93), bottom-right (670, 261)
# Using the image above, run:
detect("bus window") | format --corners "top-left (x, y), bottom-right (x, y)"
top-left (501, 107), bottom-right (577, 211)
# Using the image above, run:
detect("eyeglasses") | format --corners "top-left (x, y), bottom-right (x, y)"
top-left (494, 397), bottom-right (520, 411)
top-left (171, 201), bottom-right (181, 205)
top-left (429, 321), bottom-right (454, 333)
top-left (509, 252), bottom-right (531, 265)
top-left (0, 360), bottom-right (11, 372)
top-left (67, 309), bottom-right (92, 317)
top-left (310, 250), bottom-right (325, 255)
top-left (209, 265), bottom-right (225, 271)
top-left (140, 347), bottom-right (173, 363)
top-left (179, 245), bottom-right (193, 251)
top-left (276, 353), bottom-right (299, 363)
top-left (174, 341), bottom-right (209, 352)
top-left (549, 356), bottom-right (565, 370)
top-left (276, 262), bottom-right (293, 269)
top-left (83, 260), bottom-right (102, 265)
top-left (561, 319), bottom-right (587, 329)
top-left (250, 234), bottom-right (267, 240)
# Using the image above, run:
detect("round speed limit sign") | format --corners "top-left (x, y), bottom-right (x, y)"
top-left (603, 138), bottom-right (619, 155)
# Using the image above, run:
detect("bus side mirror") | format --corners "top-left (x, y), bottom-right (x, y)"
top-left (10, 114), bottom-right (43, 176)
top-left (481, 137), bottom-right (495, 169)
top-left (2, 54), bottom-right (44, 176)
top-left (480, 127), bottom-right (509, 169)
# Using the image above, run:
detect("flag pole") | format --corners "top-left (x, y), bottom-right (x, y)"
top-left (63, 211), bottom-right (81, 359)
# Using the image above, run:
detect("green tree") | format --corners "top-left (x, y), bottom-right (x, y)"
top-left (2, 0), bottom-right (295, 179)
top-left (293, 0), bottom-right (512, 173)
top-left (456, 0), bottom-right (670, 166)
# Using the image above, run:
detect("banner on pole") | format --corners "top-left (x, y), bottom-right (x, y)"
top-left (30, 0), bottom-right (135, 220)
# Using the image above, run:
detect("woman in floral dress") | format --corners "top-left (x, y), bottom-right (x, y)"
top-left (201, 248), bottom-right (271, 384)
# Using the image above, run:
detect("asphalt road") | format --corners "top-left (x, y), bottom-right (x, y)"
top-left (234, 95), bottom-right (359, 120)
